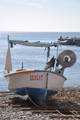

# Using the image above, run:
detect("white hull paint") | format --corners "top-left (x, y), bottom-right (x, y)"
top-left (5, 70), bottom-right (66, 91)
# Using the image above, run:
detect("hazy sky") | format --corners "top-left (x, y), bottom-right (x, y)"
top-left (0, 0), bottom-right (80, 32)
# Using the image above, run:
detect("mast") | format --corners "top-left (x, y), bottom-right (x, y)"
top-left (5, 35), bottom-right (12, 73)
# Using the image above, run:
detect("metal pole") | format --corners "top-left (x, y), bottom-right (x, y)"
top-left (56, 45), bottom-right (58, 59)
top-left (55, 45), bottom-right (59, 71)
top-left (45, 47), bottom-right (50, 102)
top-left (47, 47), bottom-right (50, 62)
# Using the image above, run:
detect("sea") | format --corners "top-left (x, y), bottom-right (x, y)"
top-left (0, 32), bottom-right (80, 91)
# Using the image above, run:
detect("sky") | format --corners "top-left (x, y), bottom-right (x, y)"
top-left (0, 0), bottom-right (80, 32)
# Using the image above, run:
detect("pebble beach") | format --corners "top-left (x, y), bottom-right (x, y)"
top-left (0, 88), bottom-right (80, 120)
top-left (0, 32), bottom-right (80, 119)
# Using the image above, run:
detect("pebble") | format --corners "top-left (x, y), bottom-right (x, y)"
top-left (0, 88), bottom-right (80, 120)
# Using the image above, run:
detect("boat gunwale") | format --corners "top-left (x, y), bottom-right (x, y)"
top-left (5, 69), bottom-right (66, 80)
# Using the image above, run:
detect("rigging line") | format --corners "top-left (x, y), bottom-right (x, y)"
top-left (28, 95), bottom-right (42, 108)
top-left (25, 88), bottom-right (41, 108)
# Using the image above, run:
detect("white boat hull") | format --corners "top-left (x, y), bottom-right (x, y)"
top-left (5, 70), bottom-right (66, 105)
top-left (5, 70), bottom-right (66, 91)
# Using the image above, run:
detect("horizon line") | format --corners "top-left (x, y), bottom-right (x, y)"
top-left (0, 30), bottom-right (80, 33)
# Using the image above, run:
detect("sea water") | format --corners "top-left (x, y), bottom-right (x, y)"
top-left (0, 32), bottom-right (80, 91)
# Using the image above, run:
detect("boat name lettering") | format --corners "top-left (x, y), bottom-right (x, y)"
top-left (30, 74), bottom-right (43, 80)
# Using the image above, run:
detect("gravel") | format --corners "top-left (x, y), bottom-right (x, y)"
top-left (0, 88), bottom-right (80, 120)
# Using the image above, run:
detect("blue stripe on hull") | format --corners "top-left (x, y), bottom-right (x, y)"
top-left (10, 88), bottom-right (57, 105)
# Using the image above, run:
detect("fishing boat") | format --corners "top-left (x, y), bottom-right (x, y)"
top-left (57, 36), bottom-right (80, 46)
top-left (4, 36), bottom-right (76, 105)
